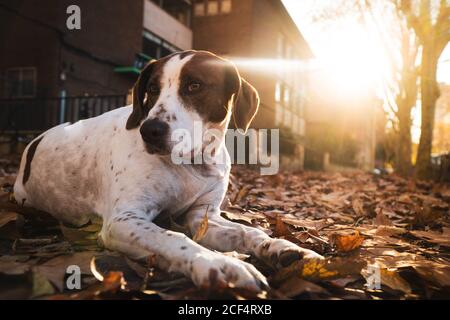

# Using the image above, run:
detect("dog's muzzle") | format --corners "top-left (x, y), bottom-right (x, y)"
top-left (140, 119), bottom-right (170, 154)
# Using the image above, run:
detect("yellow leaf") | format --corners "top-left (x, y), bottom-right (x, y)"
top-left (380, 268), bottom-right (412, 294)
top-left (301, 259), bottom-right (338, 279)
top-left (193, 207), bottom-right (209, 242)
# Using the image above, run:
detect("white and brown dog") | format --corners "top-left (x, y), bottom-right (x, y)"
top-left (14, 50), bottom-right (321, 291)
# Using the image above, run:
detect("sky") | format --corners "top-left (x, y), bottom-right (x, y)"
top-left (282, 0), bottom-right (450, 143)
top-left (282, 0), bottom-right (450, 84)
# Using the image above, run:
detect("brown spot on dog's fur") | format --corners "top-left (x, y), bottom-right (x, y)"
top-left (178, 52), bottom-right (239, 123)
top-left (126, 54), bottom-right (174, 130)
top-left (23, 136), bottom-right (44, 185)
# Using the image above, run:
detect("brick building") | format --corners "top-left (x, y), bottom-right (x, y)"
top-left (0, 0), bottom-right (192, 132)
top-left (1, 0), bottom-right (314, 167)
top-left (192, 0), bottom-right (314, 167)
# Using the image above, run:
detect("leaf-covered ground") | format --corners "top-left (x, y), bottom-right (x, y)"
top-left (0, 156), bottom-right (449, 299)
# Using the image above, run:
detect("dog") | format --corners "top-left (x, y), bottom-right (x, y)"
top-left (14, 50), bottom-right (321, 291)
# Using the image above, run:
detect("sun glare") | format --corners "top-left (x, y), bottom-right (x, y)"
top-left (314, 21), bottom-right (390, 97)
top-left (225, 20), bottom-right (390, 100)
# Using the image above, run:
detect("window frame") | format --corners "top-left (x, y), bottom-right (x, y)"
top-left (194, 0), bottom-right (205, 16)
top-left (207, 0), bottom-right (219, 16)
top-left (220, 0), bottom-right (232, 14)
top-left (4, 67), bottom-right (37, 98)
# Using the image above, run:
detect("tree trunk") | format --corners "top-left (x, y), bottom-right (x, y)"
top-left (396, 100), bottom-right (412, 177)
top-left (415, 45), bottom-right (440, 180)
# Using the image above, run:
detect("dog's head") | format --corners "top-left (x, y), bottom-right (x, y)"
top-left (126, 50), bottom-right (259, 156)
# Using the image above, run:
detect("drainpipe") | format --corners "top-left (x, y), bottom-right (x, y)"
top-left (59, 71), bottom-right (66, 124)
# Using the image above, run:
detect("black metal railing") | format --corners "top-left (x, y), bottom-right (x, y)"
top-left (0, 95), bottom-right (127, 133)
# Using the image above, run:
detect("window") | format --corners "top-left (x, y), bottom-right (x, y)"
top-left (207, 0), bottom-right (219, 15)
top-left (284, 109), bottom-right (291, 127)
top-left (143, 30), bottom-right (178, 60)
top-left (194, 1), bottom-right (205, 16)
top-left (4, 67), bottom-right (36, 98)
top-left (283, 86), bottom-right (290, 107)
top-left (221, 0), bottom-right (232, 13)
top-left (275, 82), bottom-right (282, 102)
top-left (277, 34), bottom-right (284, 58)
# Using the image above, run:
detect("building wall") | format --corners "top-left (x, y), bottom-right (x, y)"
top-left (192, 0), bottom-right (313, 168)
top-left (192, 0), bottom-right (254, 56)
top-left (0, 0), bottom-right (61, 98)
top-left (0, 0), bottom-right (193, 99)
top-left (192, 0), bottom-right (312, 133)
top-left (58, 0), bottom-right (144, 96)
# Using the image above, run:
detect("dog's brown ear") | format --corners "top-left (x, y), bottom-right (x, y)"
top-left (126, 60), bottom-right (156, 130)
top-left (232, 78), bottom-right (260, 133)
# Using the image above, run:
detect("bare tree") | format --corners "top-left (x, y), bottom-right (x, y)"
top-left (398, 0), bottom-right (450, 179)
top-left (312, 0), bottom-right (420, 177)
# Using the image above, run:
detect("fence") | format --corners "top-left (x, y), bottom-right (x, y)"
top-left (0, 95), bottom-right (127, 133)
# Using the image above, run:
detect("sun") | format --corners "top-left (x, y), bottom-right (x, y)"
top-left (314, 21), bottom-right (390, 98)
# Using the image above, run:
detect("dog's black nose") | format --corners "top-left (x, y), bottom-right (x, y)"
top-left (140, 119), bottom-right (169, 143)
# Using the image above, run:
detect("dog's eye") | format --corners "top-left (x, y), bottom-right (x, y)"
top-left (149, 84), bottom-right (160, 95)
top-left (187, 82), bottom-right (201, 92)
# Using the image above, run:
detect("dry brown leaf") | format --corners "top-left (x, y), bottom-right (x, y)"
top-left (330, 231), bottom-right (364, 252)
top-left (282, 216), bottom-right (330, 230)
top-left (410, 228), bottom-right (450, 247)
top-left (380, 268), bottom-right (412, 294)
top-left (33, 251), bottom-right (95, 291)
top-left (233, 185), bottom-right (252, 203)
top-left (193, 208), bottom-right (209, 242)
top-left (374, 209), bottom-right (393, 226)
top-left (277, 276), bottom-right (326, 297)
top-left (48, 271), bottom-right (125, 300)
top-left (374, 225), bottom-right (407, 236)
top-left (273, 215), bottom-right (291, 237)
top-left (0, 255), bottom-right (30, 275)
top-left (0, 211), bottom-right (18, 228)
top-left (352, 198), bottom-right (365, 216)
top-left (414, 263), bottom-right (450, 287)
top-left (221, 210), bottom-right (254, 225)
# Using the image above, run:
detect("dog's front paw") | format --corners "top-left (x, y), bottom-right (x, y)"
top-left (190, 252), bottom-right (268, 292)
top-left (259, 239), bottom-right (323, 268)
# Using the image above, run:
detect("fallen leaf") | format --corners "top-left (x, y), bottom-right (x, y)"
top-left (330, 231), bottom-right (364, 252)
top-left (59, 217), bottom-right (102, 251)
top-left (380, 268), bottom-right (411, 294)
top-left (414, 263), bottom-right (450, 287)
top-left (277, 276), bottom-right (326, 297)
top-left (222, 210), bottom-right (254, 225)
top-left (233, 185), bottom-right (252, 203)
top-left (48, 271), bottom-right (125, 300)
top-left (0, 211), bottom-right (18, 228)
top-left (0, 255), bottom-right (30, 275)
top-left (409, 228), bottom-right (450, 247)
top-left (33, 252), bottom-right (95, 291)
top-left (273, 215), bottom-right (291, 237)
top-left (31, 271), bottom-right (55, 298)
top-left (193, 208), bottom-right (209, 242)
top-left (374, 209), bottom-right (393, 226)
top-left (352, 198), bottom-right (365, 216)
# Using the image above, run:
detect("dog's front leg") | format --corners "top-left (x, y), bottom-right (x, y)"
top-left (101, 210), bottom-right (268, 291)
top-left (186, 205), bottom-right (323, 269)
